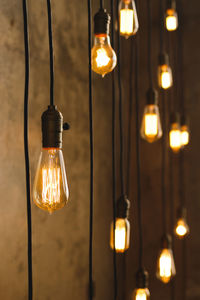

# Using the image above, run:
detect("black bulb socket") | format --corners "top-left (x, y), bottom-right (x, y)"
top-left (170, 112), bottom-right (180, 125)
top-left (94, 8), bottom-right (110, 35)
top-left (167, 0), bottom-right (176, 10)
top-left (161, 234), bottom-right (172, 249)
top-left (136, 268), bottom-right (149, 289)
top-left (159, 53), bottom-right (169, 66)
top-left (116, 195), bottom-right (130, 219)
top-left (146, 88), bottom-right (158, 105)
top-left (42, 105), bottom-right (63, 148)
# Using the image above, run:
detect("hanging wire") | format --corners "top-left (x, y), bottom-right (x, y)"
top-left (159, 0), bottom-right (164, 53)
top-left (47, 0), bottom-right (54, 106)
top-left (110, 0), bottom-right (117, 297)
top-left (147, 0), bottom-right (153, 88)
top-left (117, 0), bottom-right (125, 197)
top-left (100, 0), bottom-right (104, 9)
top-left (87, 0), bottom-right (94, 299)
top-left (22, 0), bottom-right (33, 299)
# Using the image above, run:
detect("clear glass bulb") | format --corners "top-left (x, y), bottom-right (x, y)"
top-left (119, 0), bottom-right (139, 38)
top-left (158, 64), bottom-right (173, 89)
top-left (181, 125), bottom-right (190, 146)
top-left (33, 148), bottom-right (69, 213)
top-left (175, 218), bottom-right (190, 238)
top-left (140, 104), bottom-right (162, 143)
top-left (91, 34), bottom-right (117, 77)
top-left (165, 9), bottom-right (178, 31)
top-left (132, 288), bottom-right (150, 300)
top-left (156, 248), bottom-right (176, 283)
top-left (169, 122), bottom-right (182, 153)
top-left (110, 218), bottom-right (130, 253)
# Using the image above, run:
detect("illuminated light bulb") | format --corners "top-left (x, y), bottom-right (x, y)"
top-left (175, 208), bottom-right (190, 238)
top-left (119, 0), bottom-right (139, 38)
top-left (33, 105), bottom-right (69, 213)
top-left (140, 89), bottom-right (162, 143)
top-left (169, 113), bottom-right (182, 153)
top-left (110, 195), bottom-right (130, 253)
top-left (158, 53), bottom-right (173, 89)
top-left (156, 235), bottom-right (176, 283)
top-left (181, 115), bottom-right (190, 146)
top-left (92, 9), bottom-right (117, 77)
top-left (132, 269), bottom-right (150, 300)
top-left (165, 0), bottom-right (178, 31)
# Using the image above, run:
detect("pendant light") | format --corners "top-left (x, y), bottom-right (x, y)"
top-left (118, 0), bottom-right (139, 39)
top-left (91, 0), bottom-right (117, 77)
top-left (165, 0), bottom-right (178, 31)
top-left (180, 115), bottom-right (190, 147)
top-left (33, 0), bottom-right (69, 214)
top-left (175, 207), bottom-right (189, 238)
top-left (158, 53), bottom-right (173, 89)
top-left (169, 112), bottom-right (182, 153)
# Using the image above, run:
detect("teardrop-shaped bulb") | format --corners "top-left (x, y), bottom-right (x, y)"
top-left (119, 0), bottom-right (139, 38)
top-left (169, 122), bottom-right (182, 153)
top-left (140, 104), bottom-right (162, 143)
top-left (175, 218), bottom-right (190, 238)
top-left (156, 248), bottom-right (176, 283)
top-left (110, 218), bottom-right (130, 253)
top-left (132, 288), bottom-right (150, 300)
top-left (33, 148), bottom-right (69, 213)
top-left (158, 64), bottom-right (173, 89)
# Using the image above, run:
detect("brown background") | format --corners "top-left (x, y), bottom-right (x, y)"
top-left (0, 0), bottom-right (199, 299)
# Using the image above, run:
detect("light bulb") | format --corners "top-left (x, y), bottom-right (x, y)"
top-left (92, 34), bottom-right (117, 77)
top-left (33, 105), bottom-right (69, 213)
top-left (119, 0), bottom-right (139, 38)
top-left (156, 235), bottom-right (176, 283)
top-left (180, 115), bottom-right (190, 146)
top-left (165, 1), bottom-right (178, 31)
top-left (132, 289), bottom-right (150, 300)
top-left (110, 218), bottom-right (130, 253)
top-left (175, 218), bottom-right (189, 238)
top-left (158, 54), bottom-right (173, 89)
top-left (169, 113), bottom-right (181, 153)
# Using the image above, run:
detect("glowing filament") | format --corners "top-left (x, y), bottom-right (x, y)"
top-left (120, 9), bottom-right (134, 36)
top-left (161, 71), bottom-right (171, 89)
top-left (175, 219), bottom-right (189, 237)
top-left (166, 9), bottom-right (178, 31)
top-left (159, 249), bottom-right (172, 283)
top-left (144, 114), bottom-right (158, 137)
top-left (95, 48), bottom-right (110, 68)
top-left (135, 289), bottom-right (148, 300)
top-left (181, 130), bottom-right (189, 146)
top-left (42, 167), bottom-right (61, 205)
top-left (115, 225), bottom-right (126, 251)
top-left (169, 129), bottom-right (181, 152)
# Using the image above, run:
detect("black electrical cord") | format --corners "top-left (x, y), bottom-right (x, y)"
top-left (117, 0), bottom-right (125, 197)
top-left (100, 0), bottom-right (104, 9)
top-left (47, 0), bottom-right (54, 106)
top-left (159, 0), bottom-right (164, 53)
top-left (110, 0), bottom-right (117, 298)
top-left (22, 0), bottom-right (33, 299)
top-left (147, 0), bottom-right (153, 88)
top-left (87, 0), bottom-right (94, 299)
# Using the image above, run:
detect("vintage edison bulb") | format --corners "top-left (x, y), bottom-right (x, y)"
top-left (169, 122), bottom-right (182, 153)
top-left (157, 248), bottom-right (176, 283)
top-left (140, 105), bottom-right (162, 143)
top-left (132, 288), bottom-right (150, 300)
top-left (165, 9), bottom-right (178, 31)
top-left (33, 148), bottom-right (69, 213)
top-left (119, 0), bottom-right (139, 38)
top-left (110, 218), bottom-right (130, 253)
top-left (175, 218), bottom-right (190, 238)
top-left (181, 124), bottom-right (190, 146)
top-left (158, 64), bottom-right (173, 89)
top-left (92, 34), bottom-right (117, 77)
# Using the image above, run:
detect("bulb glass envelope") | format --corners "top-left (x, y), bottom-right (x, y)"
top-left (110, 218), bottom-right (130, 253)
top-left (119, 0), bottom-right (139, 38)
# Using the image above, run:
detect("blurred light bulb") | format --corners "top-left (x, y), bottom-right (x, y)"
top-left (141, 105), bottom-right (162, 143)
top-left (132, 288), bottom-right (150, 300)
top-left (181, 126), bottom-right (189, 146)
top-left (33, 148), bottom-right (69, 213)
top-left (157, 248), bottom-right (176, 283)
top-left (92, 34), bottom-right (117, 77)
top-left (119, 0), bottom-right (139, 38)
top-left (165, 9), bottom-right (178, 31)
top-left (175, 218), bottom-right (189, 238)
top-left (158, 53), bottom-right (173, 89)
top-left (169, 120), bottom-right (182, 153)
top-left (110, 218), bottom-right (130, 253)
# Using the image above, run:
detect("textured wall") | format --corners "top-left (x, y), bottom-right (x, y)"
top-left (0, 0), bottom-right (199, 300)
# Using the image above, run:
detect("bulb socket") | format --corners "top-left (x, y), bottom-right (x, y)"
top-left (170, 112), bottom-right (180, 125)
top-left (94, 8), bottom-right (110, 35)
top-left (159, 53), bottom-right (169, 66)
top-left (116, 195), bottom-right (130, 219)
top-left (42, 105), bottom-right (63, 148)
top-left (161, 234), bottom-right (172, 249)
top-left (167, 0), bottom-right (176, 10)
top-left (146, 88), bottom-right (158, 105)
top-left (136, 268), bottom-right (149, 289)
top-left (177, 207), bottom-right (187, 219)
top-left (180, 114), bottom-right (189, 127)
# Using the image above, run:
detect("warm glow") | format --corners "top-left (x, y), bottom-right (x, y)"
top-left (165, 9), bottom-right (178, 31)
top-left (181, 126), bottom-right (189, 146)
top-left (95, 48), bottom-right (110, 68)
top-left (144, 114), bottom-right (158, 137)
top-left (132, 288), bottom-right (150, 300)
top-left (110, 218), bottom-right (130, 253)
top-left (157, 248), bottom-right (176, 283)
top-left (161, 72), bottom-right (171, 89)
top-left (120, 9), bottom-right (134, 37)
top-left (33, 149), bottom-right (69, 213)
top-left (169, 128), bottom-right (181, 152)
top-left (175, 219), bottom-right (189, 237)
top-left (158, 64), bottom-right (173, 89)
